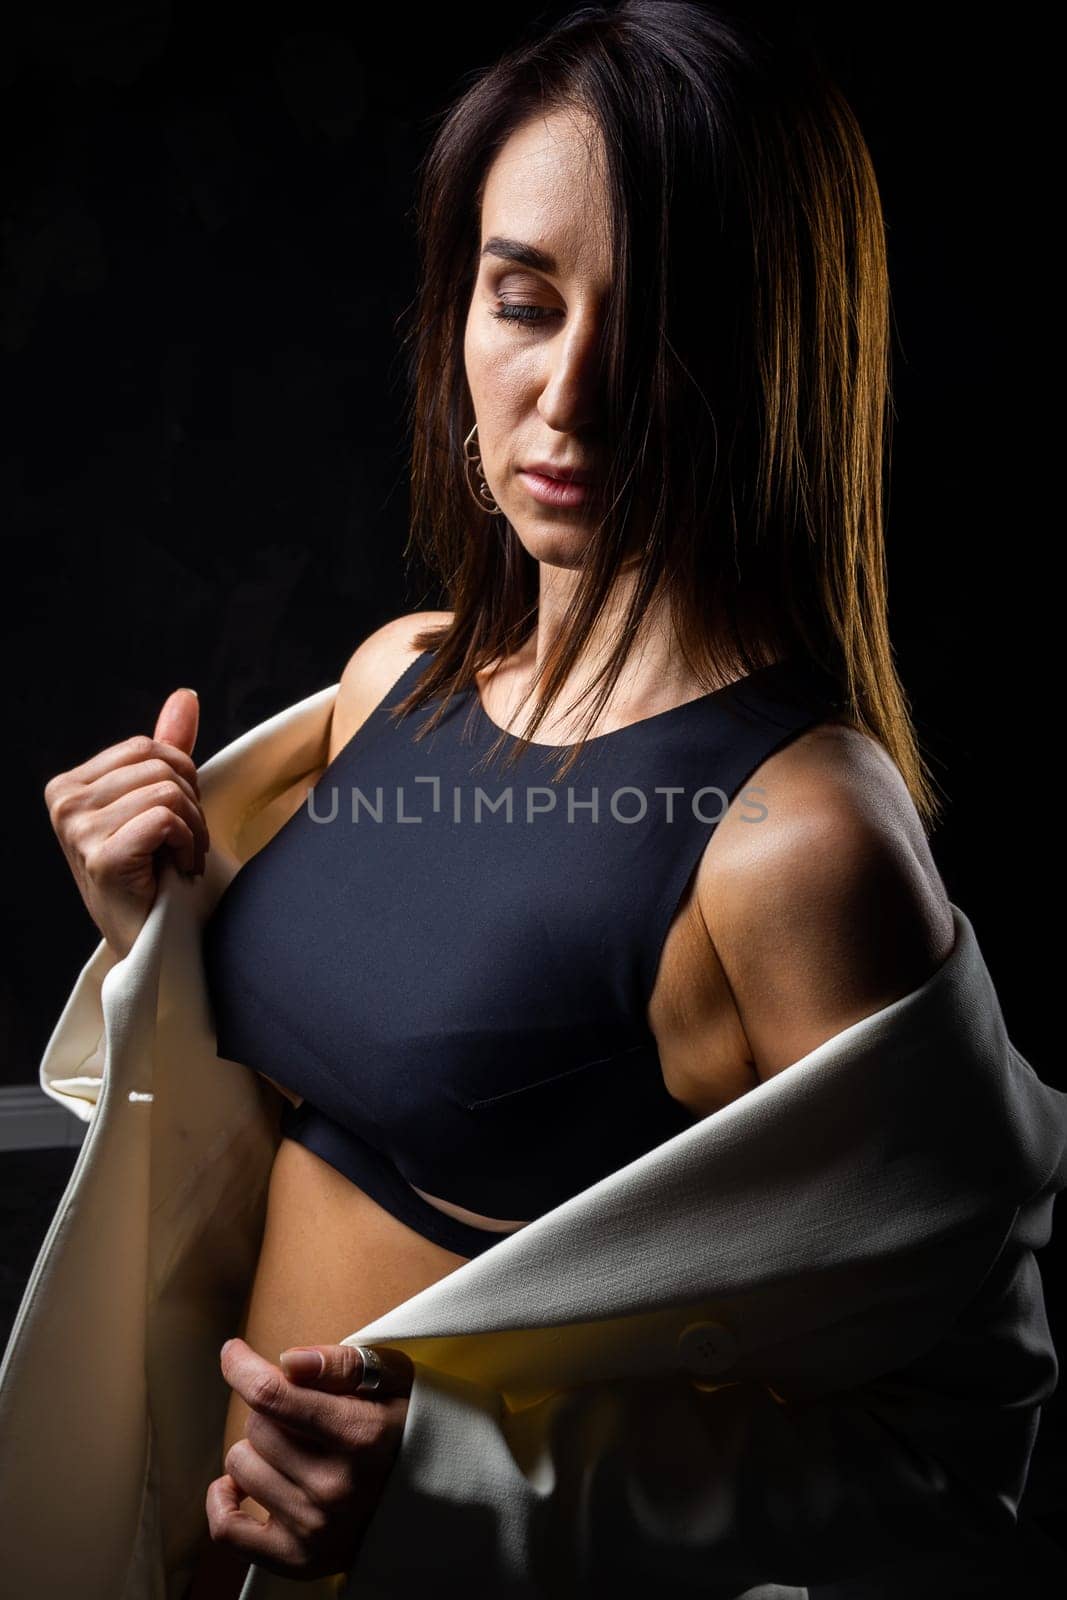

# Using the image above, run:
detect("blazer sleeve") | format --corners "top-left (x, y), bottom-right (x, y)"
top-left (344, 1203), bottom-right (1059, 1598)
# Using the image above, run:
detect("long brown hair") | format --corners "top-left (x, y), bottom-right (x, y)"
top-left (390, 0), bottom-right (944, 831)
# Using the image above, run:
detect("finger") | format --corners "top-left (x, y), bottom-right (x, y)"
top-left (155, 739), bottom-right (201, 796)
top-left (94, 793), bottom-right (208, 878)
top-left (242, 1406), bottom-right (334, 1477)
top-left (118, 773), bottom-right (206, 866)
top-left (280, 1340), bottom-right (415, 1398)
top-left (223, 1437), bottom-right (324, 1543)
top-left (154, 687), bottom-right (199, 755)
top-left (91, 805), bottom-right (200, 882)
top-left (53, 733), bottom-right (201, 799)
top-left (82, 756), bottom-right (201, 818)
top-left (221, 1340), bottom-right (357, 1448)
top-left (205, 1472), bottom-right (304, 1578)
top-left (96, 778), bottom-right (209, 857)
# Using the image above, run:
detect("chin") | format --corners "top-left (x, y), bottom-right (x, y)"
top-left (510, 517), bottom-right (594, 569)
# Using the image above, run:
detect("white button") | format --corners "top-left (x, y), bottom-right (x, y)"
top-left (676, 1319), bottom-right (739, 1375)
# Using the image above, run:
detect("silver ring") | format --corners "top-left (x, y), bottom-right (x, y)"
top-left (352, 1343), bottom-right (384, 1394)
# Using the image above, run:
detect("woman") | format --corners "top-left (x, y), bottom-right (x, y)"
top-left (27, 4), bottom-right (1061, 1597)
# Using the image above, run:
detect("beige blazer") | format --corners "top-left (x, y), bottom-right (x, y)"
top-left (1, 680), bottom-right (1064, 1600)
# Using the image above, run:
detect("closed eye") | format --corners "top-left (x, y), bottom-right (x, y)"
top-left (491, 303), bottom-right (559, 327)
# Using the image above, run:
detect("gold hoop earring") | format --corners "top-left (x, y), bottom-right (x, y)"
top-left (463, 422), bottom-right (503, 515)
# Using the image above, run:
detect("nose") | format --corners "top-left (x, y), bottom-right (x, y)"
top-left (536, 312), bottom-right (603, 435)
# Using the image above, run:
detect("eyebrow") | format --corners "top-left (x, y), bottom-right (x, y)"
top-left (480, 236), bottom-right (558, 274)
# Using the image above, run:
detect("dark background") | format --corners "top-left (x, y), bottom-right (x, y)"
top-left (2, 0), bottom-right (1061, 1581)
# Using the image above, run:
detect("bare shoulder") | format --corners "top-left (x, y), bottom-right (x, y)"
top-left (242, 613), bottom-right (451, 857)
top-left (328, 610), bottom-right (453, 763)
top-left (696, 720), bottom-right (956, 1081)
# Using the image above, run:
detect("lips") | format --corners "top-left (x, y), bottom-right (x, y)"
top-left (518, 470), bottom-right (592, 508)
top-left (522, 462), bottom-right (596, 485)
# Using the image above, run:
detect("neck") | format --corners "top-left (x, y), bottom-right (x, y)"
top-left (526, 561), bottom-right (716, 716)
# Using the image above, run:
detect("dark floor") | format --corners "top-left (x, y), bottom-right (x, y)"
top-left (3, 1147), bottom-right (1065, 1591)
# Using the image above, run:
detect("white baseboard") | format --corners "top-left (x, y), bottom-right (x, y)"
top-left (0, 1084), bottom-right (87, 1152)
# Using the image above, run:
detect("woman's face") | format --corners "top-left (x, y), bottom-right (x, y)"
top-left (464, 105), bottom-right (613, 570)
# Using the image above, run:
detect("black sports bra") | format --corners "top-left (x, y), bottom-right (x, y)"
top-left (200, 648), bottom-right (841, 1257)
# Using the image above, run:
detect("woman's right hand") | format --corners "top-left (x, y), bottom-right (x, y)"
top-left (43, 688), bottom-right (210, 961)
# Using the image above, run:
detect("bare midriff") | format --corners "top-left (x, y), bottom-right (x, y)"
top-left (184, 1134), bottom-right (487, 1597)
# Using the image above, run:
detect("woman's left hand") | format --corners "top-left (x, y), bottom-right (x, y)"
top-left (207, 1337), bottom-right (415, 1581)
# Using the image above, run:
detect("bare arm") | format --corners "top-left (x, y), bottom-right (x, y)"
top-left (696, 722), bottom-right (955, 1084)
